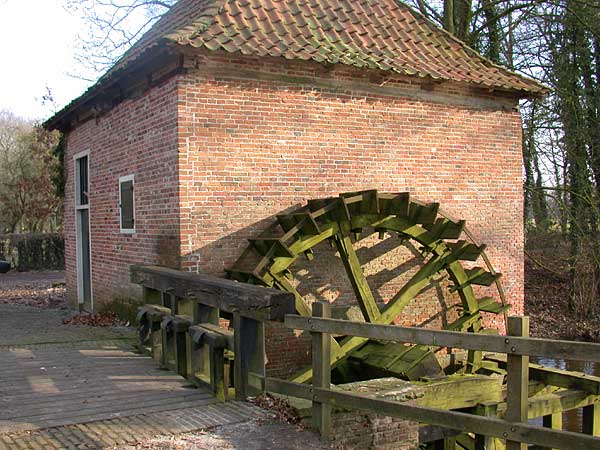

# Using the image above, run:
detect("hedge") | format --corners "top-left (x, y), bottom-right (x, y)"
top-left (0, 233), bottom-right (65, 271)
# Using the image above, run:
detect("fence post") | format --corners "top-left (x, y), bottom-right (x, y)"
top-left (583, 404), bottom-right (600, 437)
top-left (234, 314), bottom-right (265, 400)
top-left (506, 316), bottom-right (529, 450)
top-left (191, 303), bottom-right (220, 381)
top-left (312, 302), bottom-right (331, 439)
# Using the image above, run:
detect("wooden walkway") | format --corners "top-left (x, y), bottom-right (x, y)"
top-left (0, 303), bottom-right (261, 449)
top-left (0, 342), bottom-right (220, 433)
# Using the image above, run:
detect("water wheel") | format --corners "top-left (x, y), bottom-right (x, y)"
top-left (227, 190), bottom-right (509, 383)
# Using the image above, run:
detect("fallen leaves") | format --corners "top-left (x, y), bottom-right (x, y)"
top-left (0, 285), bottom-right (67, 309)
top-left (249, 393), bottom-right (302, 426)
top-left (525, 259), bottom-right (600, 342)
top-left (63, 311), bottom-right (128, 327)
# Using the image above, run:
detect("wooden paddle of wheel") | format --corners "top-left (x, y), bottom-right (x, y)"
top-left (227, 190), bottom-right (508, 383)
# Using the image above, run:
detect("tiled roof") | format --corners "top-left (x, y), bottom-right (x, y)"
top-left (136, 0), bottom-right (545, 95)
top-left (105, 0), bottom-right (215, 77)
top-left (47, 0), bottom-right (547, 129)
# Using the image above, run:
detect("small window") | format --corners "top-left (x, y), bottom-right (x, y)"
top-left (75, 155), bottom-right (89, 206)
top-left (119, 175), bottom-right (135, 233)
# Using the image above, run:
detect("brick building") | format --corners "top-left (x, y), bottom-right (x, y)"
top-left (46, 0), bottom-right (545, 346)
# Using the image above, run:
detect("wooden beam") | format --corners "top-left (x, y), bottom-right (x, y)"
top-left (267, 271), bottom-right (312, 317)
top-left (486, 354), bottom-right (600, 395)
top-left (378, 251), bottom-right (454, 324)
top-left (349, 341), bottom-right (443, 380)
top-left (475, 403), bottom-right (505, 450)
top-left (480, 389), bottom-right (598, 420)
top-left (284, 316), bottom-right (600, 362)
top-left (334, 233), bottom-right (381, 323)
top-left (526, 389), bottom-right (598, 418)
top-left (47, 48), bottom-right (182, 132)
top-left (264, 378), bottom-right (600, 450)
top-left (234, 314), bottom-right (265, 400)
top-left (131, 265), bottom-right (295, 322)
top-left (175, 328), bottom-right (187, 377)
top-left (415, 375), bottom-right (503, 410)
top-left (268, 226), bottom-right (336, 274)
top-left (312, 302), bottom-right (332, 438)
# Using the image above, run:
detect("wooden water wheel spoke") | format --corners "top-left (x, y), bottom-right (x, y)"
top-left (445, 312), bottom-right (481, 331)
top-left (266, 270), bottom-right (312, 317)
top-left (446, 261), bottom-right (481, 312)
top-left (334, 232), bottom-right (381, 323)
top-left (379, 251), bottom-right (455, 325)
top-left (227, 190), bottom-right (508, 384)
top-left (466, 321), bottom-right (484, 373)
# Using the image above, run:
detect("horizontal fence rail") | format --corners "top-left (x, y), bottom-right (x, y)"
top-left (131, 265), bottom-right (296, 321)
top-left (264, 378), bottom-right (600, 450)
top-left (285, 315), bottom-right (600, 362)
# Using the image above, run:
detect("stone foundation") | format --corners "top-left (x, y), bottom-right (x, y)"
top-left (296, 378), bottom-right (422, 449)
top-left (330, 411), bottom-right (419, 450)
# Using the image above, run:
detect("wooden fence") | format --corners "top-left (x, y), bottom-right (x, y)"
top-left (270, 303), bottom-right (600, 450)
top-left (131, 265), bottom-right (600, 450)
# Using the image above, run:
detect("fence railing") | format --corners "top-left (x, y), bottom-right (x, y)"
top-left (131, 264), bottom-right (294, 400)
top-left (131, 265), bottom-right (600, 449)
top-left (267, 303), bottom-right (600, 450)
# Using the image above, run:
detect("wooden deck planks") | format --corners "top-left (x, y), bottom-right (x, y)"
top-left (0, 342), bottom-right (217, 433)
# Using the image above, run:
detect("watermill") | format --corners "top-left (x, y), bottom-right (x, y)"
top-left (227, 189), bottom-right (508, 384)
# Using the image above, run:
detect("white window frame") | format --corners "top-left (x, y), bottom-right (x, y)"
top-left (73, 150), bottom-right (90, 210)
top-left (73, 150), bottom-right (93, 309)
top-left (119, 174), bottom-right (136, 234)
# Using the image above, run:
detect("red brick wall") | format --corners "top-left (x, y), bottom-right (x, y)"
top-left (64, 77), bottom-right (180, 309)
top-left (327, 411), bottom-right (419, 450)
top-left (176, 51), bottom-right (524, 376)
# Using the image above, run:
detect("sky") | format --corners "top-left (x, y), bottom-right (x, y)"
top-left (0, 0), bottom-right (97, 122)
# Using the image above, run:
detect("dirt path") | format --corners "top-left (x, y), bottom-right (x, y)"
top-left (113, 420), bottom-right (330, 450)
top-left (0, 270), bottom-right (67, 310)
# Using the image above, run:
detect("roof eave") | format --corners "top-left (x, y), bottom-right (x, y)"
top-left (45, 41), bottom-right (549, 133)
top-left (44, 41), bottom-right (179, 132)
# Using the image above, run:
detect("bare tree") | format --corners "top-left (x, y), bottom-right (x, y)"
top-left (65, 0), bottom-right (176, 78)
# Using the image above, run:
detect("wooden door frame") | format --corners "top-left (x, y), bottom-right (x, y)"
top-left (73, 150), bottom-right (93, 311)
